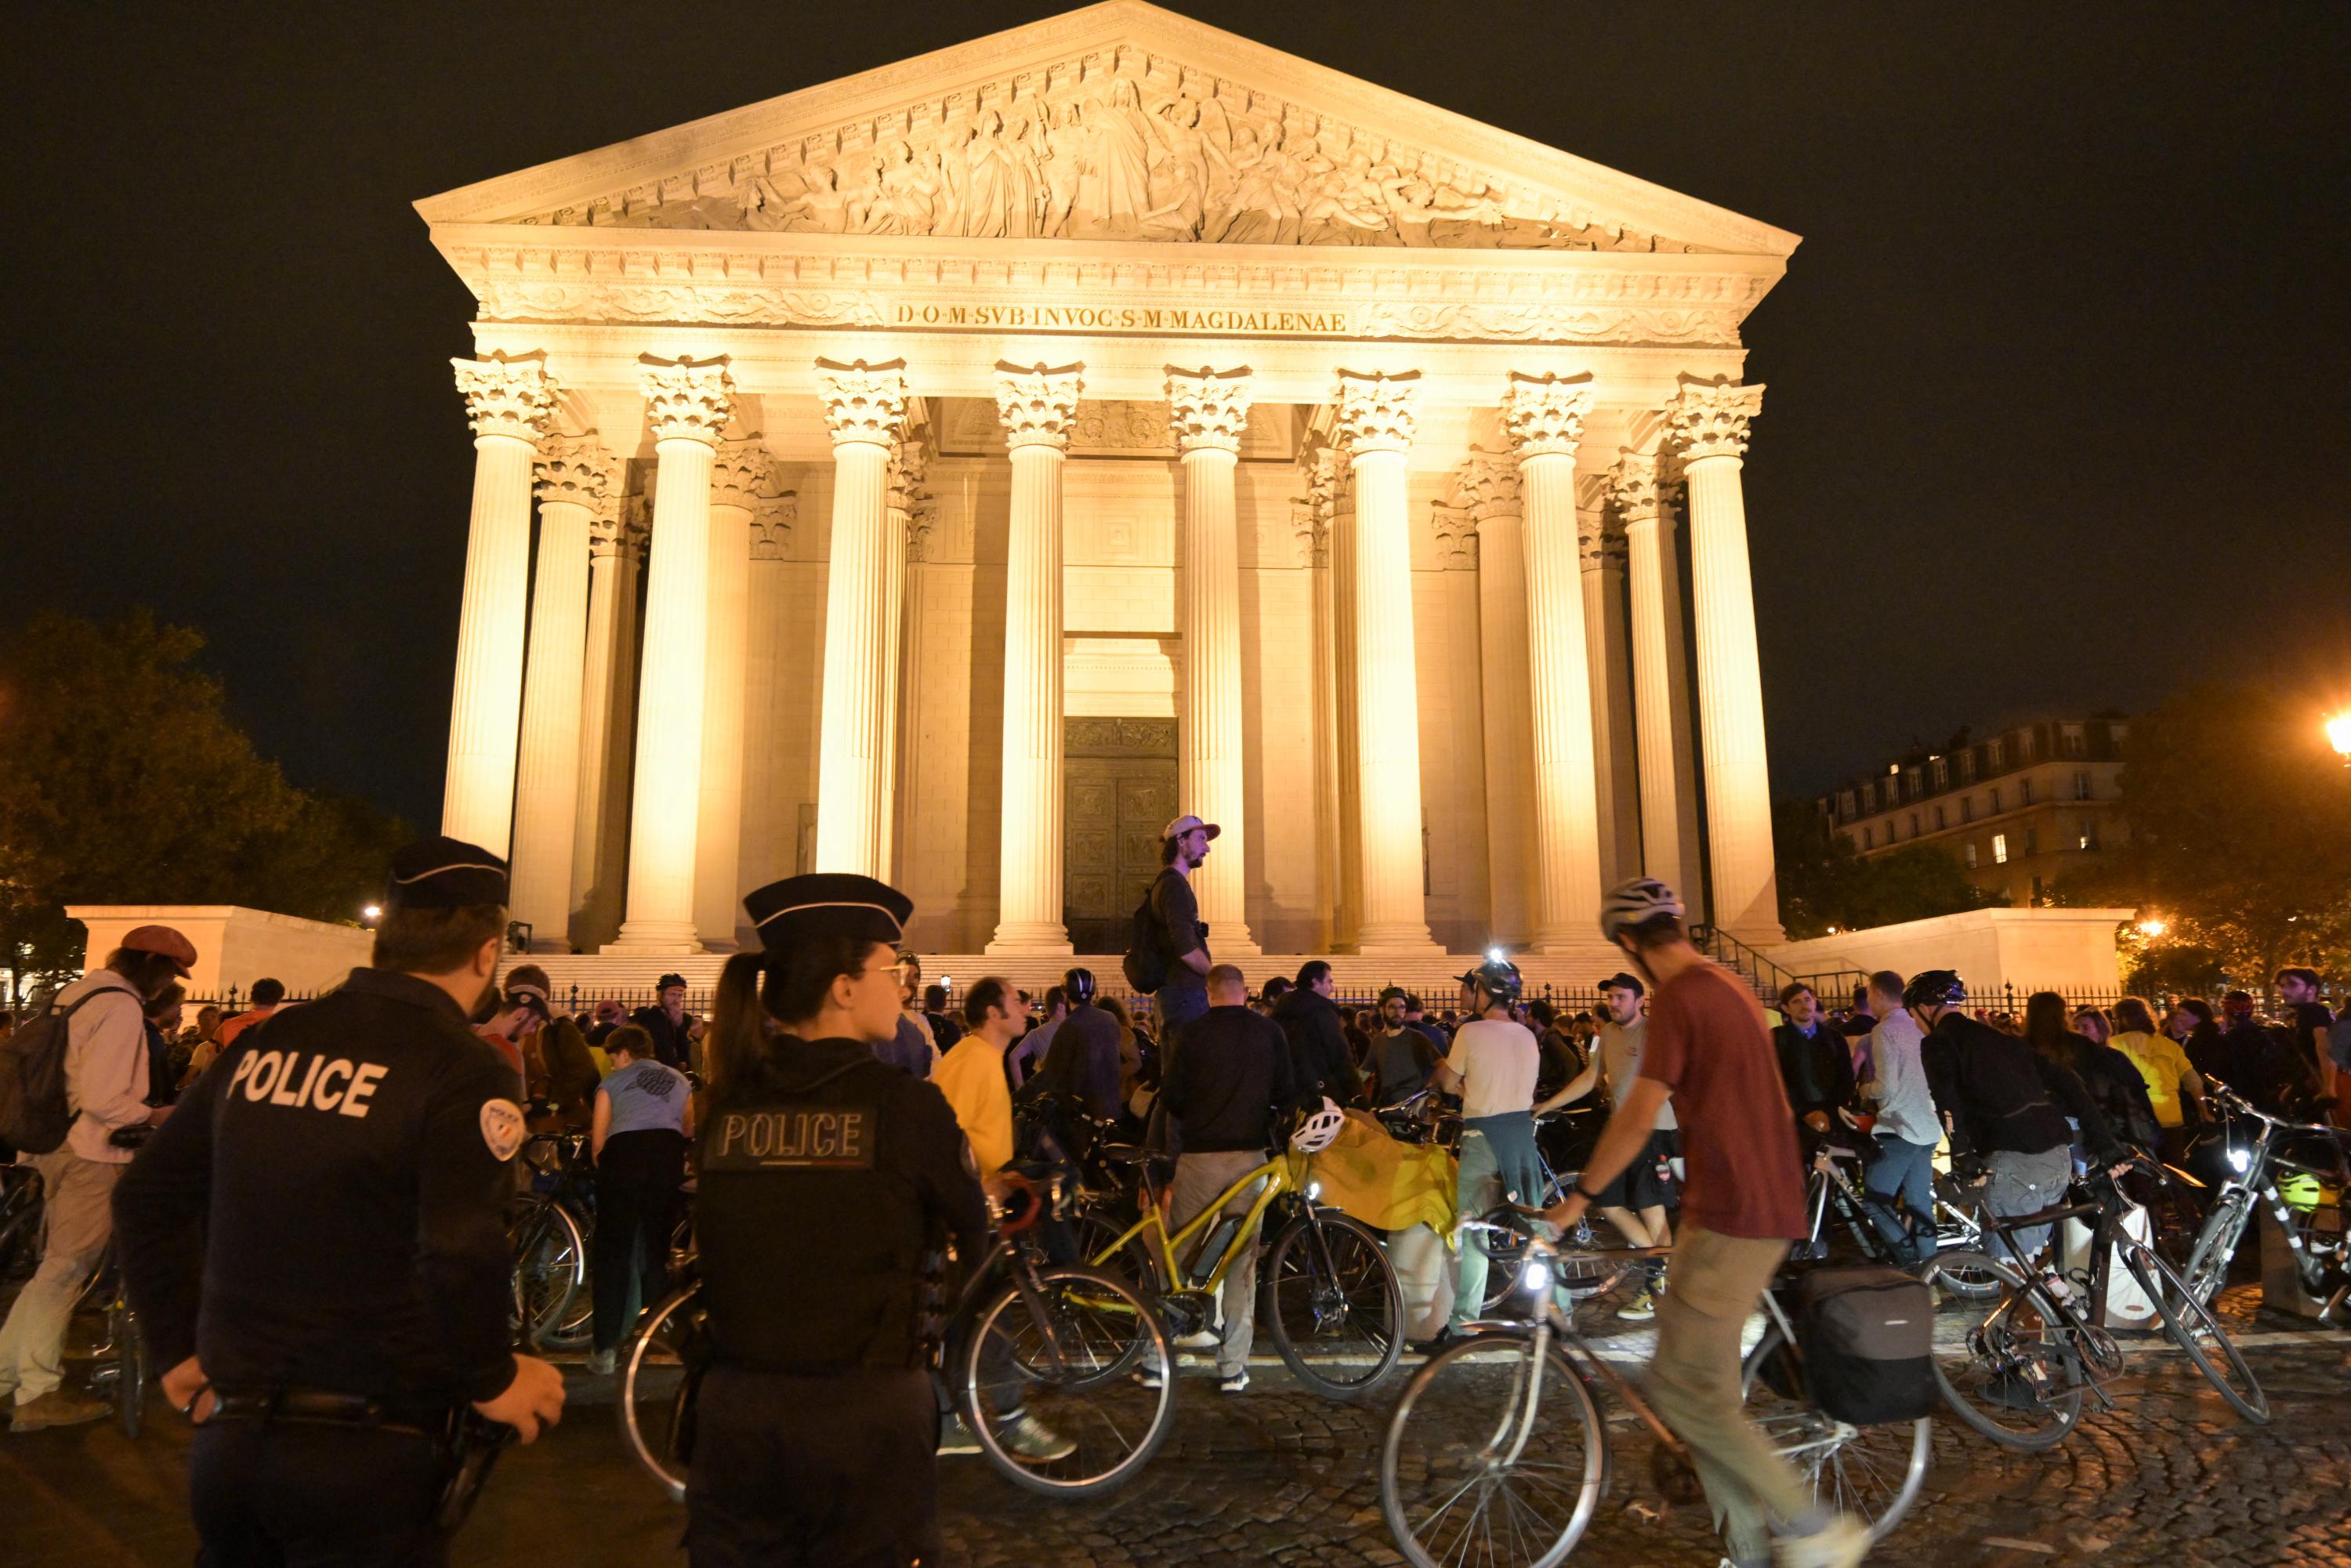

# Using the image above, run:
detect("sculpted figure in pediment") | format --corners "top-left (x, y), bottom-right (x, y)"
top-left (1038, 100), bottom-right (1087, 238)
top-left (744, 164), bottom-right (852, 234)
top-left (1071, 78), bottom-right (1156, 237)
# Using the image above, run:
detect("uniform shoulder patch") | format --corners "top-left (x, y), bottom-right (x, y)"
top-left (479, 1098), bottom-right (527, 1162)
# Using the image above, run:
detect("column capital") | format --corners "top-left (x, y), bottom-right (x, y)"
top-left (1575, 473), bottom-right (1624, 572)
top-left (534, 433), bottom-right (620, 523)
top-left (1501, 371), bottom-right (1591, 461)
top-left (639, 357), bottom-right (736, 446)
top-left (711, 436), bottom-right (776, 511)
top-left (1667, 381), bottom-right (1765, 462)
top-left (1329, 369), bottom-right (1419, 455)
top-left (993, 360), bottom-right (1085, 451)
top-left (452, 353), bottom-right (559, 443)
top-left (906, 492), bottom-right (942, 563)
top-left (1608, 450), bottom-right (1667, 529)
top-left (1165, 365), bottom-right (1254, 454)
top-left (814, 357), bottom-right (911, 448)
top-left (887, 438), bottom-right (930, 513)
top-left (1457, 453), bottom-right (1523, 525)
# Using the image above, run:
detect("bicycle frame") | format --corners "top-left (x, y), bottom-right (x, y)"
top-left (2189, 1087), bottom-right (2349, 1313)
top-left (1092, 1149), bottom-right (1303, 1298)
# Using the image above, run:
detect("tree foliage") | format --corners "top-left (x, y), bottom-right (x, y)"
top-left (2056, 681), bottom-right (2351, 983)
top-left (0, 611), bottom-right (406, 987)
top-left (1773, 795), bottom-right (2006, 940)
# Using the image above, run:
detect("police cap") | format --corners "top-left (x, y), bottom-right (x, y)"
top-left (385, 836), bottom-right (509, 910)
top-left (743, 873), bottom-right (911, 950)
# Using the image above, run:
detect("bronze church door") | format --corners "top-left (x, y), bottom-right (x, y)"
top-left (1062, 718), bottom-right (1178, 954)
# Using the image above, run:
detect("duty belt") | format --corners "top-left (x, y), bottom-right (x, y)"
top-left (205, 1385), bottom-right (447, 1438)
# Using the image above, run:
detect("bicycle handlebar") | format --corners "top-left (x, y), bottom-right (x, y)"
top-left (2207, 1077), bottom-right (2338, 1135)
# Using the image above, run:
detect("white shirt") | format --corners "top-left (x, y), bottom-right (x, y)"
top-left (59, 970), bottom-right (155, 1164)
top-left (1599, 1016), bottom-right (1677, 1132)
top-left (1451, 1017), bottom-right (1541, 1119)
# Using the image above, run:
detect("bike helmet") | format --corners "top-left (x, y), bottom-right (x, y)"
top-left (1901, 969), bottom-right (1966, 1010)
top-left (1458, 958), bottom-right (1523, 1009)
top-left (1062, 966), bottom-right (1097, 1006)
top-left (1599, 877), bottom-right (1685, 943)
top-left (1291, 1097), bottom-right (1349, 1153)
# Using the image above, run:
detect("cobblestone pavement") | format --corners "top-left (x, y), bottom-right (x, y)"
top-left (5, 1296), bottom-right (2344, 1567)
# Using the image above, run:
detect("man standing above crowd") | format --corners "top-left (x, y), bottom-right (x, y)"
top-left (1147, 816), bottom-right (1219, 1052)
top-left (632, 974), bottom-right (701, 1072)
top-left (0, 925), bottom-right (195, 1432)
top-left (1270, 961), bottom-right (1362, 1106)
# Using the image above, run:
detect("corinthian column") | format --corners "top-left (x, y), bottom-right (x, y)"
top-left (1614, 451), bottom-right (1705, 918)
top-left (509, 435), bottom-right (611, 950)
top-left (987, 361), bottom-right (1083, 957)
top-left (1168, 365), bottom-right (1259, 956)
top-left (1502, 372), bottom-right (1603, 951)
top-left (1669, 382), bottom-right (1782, 940)
top-left (812, 359), bottom-right (910, 878)
top-left (878, 436), bottom-right (926, 881)
top-left (611, 357), bottom-right (734, 953)
top-left (1331, 370), bottom-right (1437, 954)
top-left (443, 353), bottom-right (557, 852)
top-left (693, 436), bottom-right (768, 950)
top-left (1578, 480), bottom-right (1642, 888)
top-left (571, 487), bottom-right (639, 947)
top-left (1463, 456), bottom-right (1534, 948)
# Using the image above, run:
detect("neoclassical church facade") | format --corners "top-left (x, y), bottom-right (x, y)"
top-left (419, 2), bottom-right (1797, 980)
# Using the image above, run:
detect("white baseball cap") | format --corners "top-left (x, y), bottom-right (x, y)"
top-left (1162, 814), bottom-right (1223, 842)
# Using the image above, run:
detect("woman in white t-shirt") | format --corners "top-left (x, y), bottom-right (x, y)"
top-left (1432, 960), bottom-right (1544, 1341)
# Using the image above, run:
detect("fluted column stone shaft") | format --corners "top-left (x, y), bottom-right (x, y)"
top-left (612, 357), bottom-right (734, 953)
top-left (878, 440), bottom-right (924, 882)
top-left (1614, 453), bottom-right (1706, 919)
top-left (1169, 366), bottom-right (1259, 955)
top-left (1465, 458), bottom-right (1534, 948)
top-left (442, 354), bottom-right (557, 853)
top-left (811, 360), bottom-right (910, 879)
top-left (1578, 494), bottom-right (1642, 888)
top-left (1503, 374), bottom-right (1604, 952)
top-left (692, 437), bottom-right (766, 950)
top-left (1670, 382), bottom-right (1782, 941)
top-left (1332, 371), bottom-right (1437, 954)
top-left (987, 362), bottom-right (1083, 956)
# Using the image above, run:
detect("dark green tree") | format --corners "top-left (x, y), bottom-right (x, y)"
top-left (0, 611), bottom-right (405, 997)
top-left (1774, 795), bottom-right (2005, 940)
top-left (2057, 681), bottom-right (2351, 983)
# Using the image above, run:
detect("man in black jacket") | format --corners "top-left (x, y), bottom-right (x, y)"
top-left (1270, 960), bottom-right (1362, 1106)
top-left (1772, 982), bottom-right (1858, 1153)
top-left (1911, 970), bottom-right (2121, 1271)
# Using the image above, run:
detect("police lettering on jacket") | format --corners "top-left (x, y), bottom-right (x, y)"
top-left (223, 1048), bottom-right (391, 1117)
top-left (708, 1106), bottom-right (878, 1169)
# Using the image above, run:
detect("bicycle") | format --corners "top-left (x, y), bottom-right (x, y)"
top-left (508, 1129), bottom-right (595, 1350)
top-left (58, 1238), bottom-right (147, 1438)
top-left (1919, 1152), bottom-right (2268, 1450)
top-left (0, 1163), bottom-right (42, 1293)
top-left (2173, 1080), bottom-right (2348, 1320)
top-left (1070, 1119), bottom-right (1405, 1400)
top-left (1798, 1141), bottom-right (1998, 1299)
top-left (619, 1171), bottom-right (1174, 1501)
top-left (1380, 1219), bottom-right (1932, 1567)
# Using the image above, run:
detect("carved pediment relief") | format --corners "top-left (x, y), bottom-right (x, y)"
top-left (470, 9), bottom-right (1755, 256)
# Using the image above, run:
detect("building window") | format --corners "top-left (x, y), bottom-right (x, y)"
top-left (1993, 833), bottom-right (2009, 864)
top-left (1861, 780), bottom-right (1876, 811)
top-left (1961, 795), bottom-right (1974, 823)
top-left (1959, 751), bottom-right (1977, 783)
top-left (2020, 777), bottom-right (2034, 806)
top-left (2023, 826), bottom-right (2039, 856)
top-left (1909, 812), bottom-right (1922, 838)
top-left (1905, 768), bottom-right (1923, 801)
top-left (1862, 825), bottom-right (1874, 849)
top-left (1931, 758), bottom-right (1949, 791)
top-left (2074, 769), bottom-right (2092, 801)
top-left (2019, 729), bottom-right (2037, 759)
top-left (1987, 738), bottom-right (2005, 770)
top-left (1840, 790), bottom-right (1857, 818)
top-left (2061, 722), bottom-right (2086, 757)
top-left (1933, 805), bottom-right (1947, 830)
top-left (2079, 817), bottom-right (2099, 851)
top-left (1990, 787), bottom-right (2003, 813)
top-left (1965, 842), bottom-right (1979, 868)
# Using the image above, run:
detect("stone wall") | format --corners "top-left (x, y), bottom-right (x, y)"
top-left (1763, 907), bottom-right (2138, 995)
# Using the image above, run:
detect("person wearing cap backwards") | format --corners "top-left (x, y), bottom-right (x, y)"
top-left (0, 923), bottom-right (194, 1431)
top-left (690, 871), bottom-right (993, 1566)
top-left (1147, 815), bottom-right (1219, 1051)
top-left (110, 838), bottom-right (567, 1559)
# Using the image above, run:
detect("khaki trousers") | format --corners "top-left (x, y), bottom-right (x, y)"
top-left (0, 1152), bottom-right (122, 1404)
top-left (1169, 1150), bottom-right (1267, 1378)
top-left (1646, 1225), bottom-right (1813, 1566)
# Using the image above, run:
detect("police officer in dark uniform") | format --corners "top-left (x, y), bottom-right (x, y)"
top-left (690, 871), bottom-right (989, 1567)
top-left (112, 838), bottom-right (567, 1566)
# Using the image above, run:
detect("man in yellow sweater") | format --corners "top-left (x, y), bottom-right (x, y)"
top-left (933, 976), bottom-right (1020, 1176)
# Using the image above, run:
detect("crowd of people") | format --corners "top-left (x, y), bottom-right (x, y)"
top-left (0, 813), bottom-right (2339, 1566)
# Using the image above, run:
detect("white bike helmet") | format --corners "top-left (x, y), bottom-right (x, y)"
top-left (1599, 876), bottom-right (1685, 943)
top-left (1291, 1097), bottom-right (1349, 1153)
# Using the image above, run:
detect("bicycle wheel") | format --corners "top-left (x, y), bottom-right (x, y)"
top-left (962, 1263), bottom-right (1174, 1497)
top-left (1381, 1327), bottom-right (1606, 1568)
top-left (538, 1204), bottom-right (599, 1351)
top-left (2176, 1190), bottom-right (2252, 1310)
top-left (1478, 1210), bottom-right (1637, 1313)
top-left (1740, 1323), bottom-right (1929, 1544)
top-left (513, 1201), bottom-right (588, 1349)
top-left (1072, 1204), bottom-right (1164, 1298)
top-left (618, 1280), bottom-right (705, 1503)
top-left (2120, 1240), bottom-right (2269, 1423)
top-left (1920, 1250), bottom-right (2085, 1450)
top-left (1264, 1211), bottom-right (1404, 1400)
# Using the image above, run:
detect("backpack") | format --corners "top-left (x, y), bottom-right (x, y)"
top-left (0, 985), bottom-right (141, 1155)
top-left (1794, 1266), bottom-right (1938, 1425)
top-left (1121, 876), bottom-right (1170, 996)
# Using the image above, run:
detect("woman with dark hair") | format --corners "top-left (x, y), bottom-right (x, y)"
top-left (2024, 990), bottom-right (2160, 1157)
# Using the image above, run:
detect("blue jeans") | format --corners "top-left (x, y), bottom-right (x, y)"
top-left (1862, 1136), bottom-right (1938, 1265)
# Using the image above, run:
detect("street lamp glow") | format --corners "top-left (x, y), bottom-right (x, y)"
top-left (361, 904), bottom-right (382, 922)
top-left (2138, 917), bottom-right (2168, 939)
top-left (2327, 712), bottom-right (2351, 763)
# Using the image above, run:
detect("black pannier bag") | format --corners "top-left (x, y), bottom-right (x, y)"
top-left (1794, 1266), bottom-right (1938, 1425)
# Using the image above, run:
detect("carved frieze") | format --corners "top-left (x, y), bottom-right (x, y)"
top-left (452, 353), bottom-right (558, 442)
top-left (639, 357), bottom-right (736, 446)
top-left (1667, 382), bottom-right (1764, 462)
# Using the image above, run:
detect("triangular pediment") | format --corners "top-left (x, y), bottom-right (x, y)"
top-left (416, 2), bottom-right (1796, 259)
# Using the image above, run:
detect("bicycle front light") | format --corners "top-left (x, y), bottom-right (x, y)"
top-left (2228, 1148), bottom-right (2250, 1174)
top-left (1521, 1262), bottom-right (1552, 1296)
top-left (1306, 1181), bottom-right (1321, 1201)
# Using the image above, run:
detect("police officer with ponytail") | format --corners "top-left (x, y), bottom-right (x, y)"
top-left (690, 873), bottom-right (988, 1567)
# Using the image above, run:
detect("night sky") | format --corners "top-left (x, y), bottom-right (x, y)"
top-left (17, 3), bottom-right (2348, 829)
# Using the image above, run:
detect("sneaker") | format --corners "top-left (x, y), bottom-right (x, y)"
top-left (1173, 1328), bottom-right (1222, 1351)
top-left (9, 1391), bottom-right (110, 1433)
top-left (585, 1348), bottom-right (618, 1376)
top-left (995, 1410), bottom-right (1078, 1462)
top-left (937, 1416), bottom-right (984, 1454)
top-left (1219, 1370), bottom-right (1251, 1395)
top-left (1136, 1364), bottom-right (1164, 1390)
top-left (1616, 1287), bottom-right (1657, 1321)
top-left (1774, 1513), bottom-right (1868, 1568)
